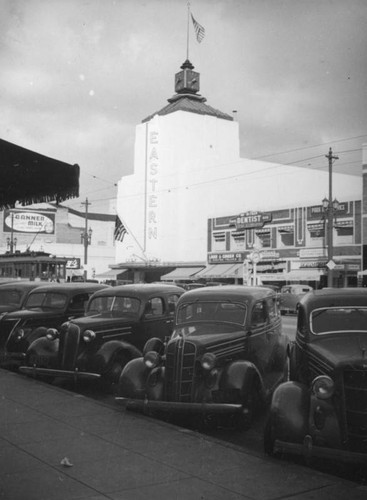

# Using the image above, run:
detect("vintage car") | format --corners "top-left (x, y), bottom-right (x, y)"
top-left (264, 288), bottom-right (367, 464)
top-left (0, 280), bottom-right (46, 315)
top-left (116, 285), bottom-right (289, 429)
top-left (0, 282), bottom-right (108, 369)
top-left (279, 284), bottom-right (312, 315)
top-left (19, 284), bottom-right (184, 390)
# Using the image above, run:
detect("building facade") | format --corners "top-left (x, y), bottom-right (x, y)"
top-left (114, 58), bottom-right (363, 286)
top-left (0, 203), bottom-right (116, 281)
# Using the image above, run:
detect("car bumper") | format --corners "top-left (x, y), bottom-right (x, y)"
top-left (116, 397), bottom-right (243, 415)
top-left (0, 351), bottom-right (26, 367)
top-left (18, 365), bottom-right (101, 381)
top-left (274, 435), bottom-right (367, 464)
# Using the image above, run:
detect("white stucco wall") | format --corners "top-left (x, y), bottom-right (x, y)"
top-left (116, 110), bottom-right (362, 264)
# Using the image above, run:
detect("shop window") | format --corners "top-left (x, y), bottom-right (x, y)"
top-left (256, 230), bottom-right (271, 248)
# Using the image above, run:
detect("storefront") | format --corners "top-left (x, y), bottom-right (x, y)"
top-left (206, 202), bottom-right (362, 288)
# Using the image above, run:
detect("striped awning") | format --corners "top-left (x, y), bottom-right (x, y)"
top-left (160, 267), bottom-right (204, 280)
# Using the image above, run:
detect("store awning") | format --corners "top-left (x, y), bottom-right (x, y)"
top-left (225, 263), bottom-right (243, 278)
top-left (283, 269), bottom-right (325, 281)
top-left (195, 263), bottom-right (238, 279)
top-left (160, 267), bottom-right (204, 281)
top-left (94, 269), bottom-right (127, 279)
top-left (0, 138), bottom-right (80, 209)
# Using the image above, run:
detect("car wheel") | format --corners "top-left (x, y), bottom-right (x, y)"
top-left (103, 352), bottom-right (130, 392)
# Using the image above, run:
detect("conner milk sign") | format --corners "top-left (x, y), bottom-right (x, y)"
top-left (4, 210), bottom-right (55, 234)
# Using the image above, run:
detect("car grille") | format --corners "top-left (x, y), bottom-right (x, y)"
top-left (343, 368), bottom-right (367, 452)
top-left (165, 337), bottom-right (196, 402)
top-left (0, 319), bottom-right (19, 349)
top-left (58, 324), bottom-right (81, 371)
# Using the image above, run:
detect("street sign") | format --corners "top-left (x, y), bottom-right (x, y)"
top-left (326, 260), bottom-right (336, 270)
top-left (249, 251), bottom-right (261, 264)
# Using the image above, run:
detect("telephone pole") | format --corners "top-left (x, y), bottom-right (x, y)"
top-left (81, 198), bottom-right (92, 281)
top-left (325, 148), bottom-right (339, 287)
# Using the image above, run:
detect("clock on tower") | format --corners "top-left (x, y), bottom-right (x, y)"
top-left (174, 60), bottom-right (200, 94)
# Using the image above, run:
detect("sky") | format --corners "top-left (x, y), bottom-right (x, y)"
top-left (1, 0), bottom-right (367, 214)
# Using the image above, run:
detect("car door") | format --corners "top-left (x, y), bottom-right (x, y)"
top-left (247, 299), bottom-right (272, 375)
top-left (140, 295), bottom-right (172, 349)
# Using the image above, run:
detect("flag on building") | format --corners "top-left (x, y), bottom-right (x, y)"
top-left (114, 215), bottom-right (127, 242)
top-left (191, 13), bottom-right (205, 43)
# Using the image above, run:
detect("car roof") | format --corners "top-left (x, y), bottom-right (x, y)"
top-left (301, 288), bottom-right (367, 310)
top-left (27, 283), bottom-right (109, 294)
top-left (0, 281), bottom-right (45, 291)
top-left (89, 283), bottom-right (184, 298)
top-left (178, 285), bottom-right (276, 302)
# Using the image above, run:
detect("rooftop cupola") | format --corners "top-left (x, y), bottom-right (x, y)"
top-left (171, 59), bottom-right (206, 103)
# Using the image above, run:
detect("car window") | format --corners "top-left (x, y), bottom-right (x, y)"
top-left (87, 295), bottom-right (140, 315)
top-left (266, 297), bottom-right (278, 320)
top-left (25, 292), bottom-right (67, 309)
top-left (177, 301), bottom-right (246, 325)
top-left (0, 289), bottom-right (22, 306)
top-left (297, 307), bottom-right (308, 337)
top-left (112, 297), bottom-right (140, 315)
top-left (69, 293), bottom-right (91, 311)
top-left (167, 294), bottom-right (180, 315)
top-left (145, 297), bottom-right (164, 316)
top-left (87, 295), bottom-right (114, 313)
top-left (311, 307), bottom-right (367, 334)
top-left (250, 301), bottom-right (267, 327)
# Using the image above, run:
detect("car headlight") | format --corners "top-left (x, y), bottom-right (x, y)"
top-left (144, 350), bottom-right (161, 369)
top-left (83, 330), bottom-right (96, 343)
top-left (312, 375), bottom-right (335, 400)
top-left (46, 328), bottom-right (59, 340)
top-left (201, 353), bottom-right (217, 371)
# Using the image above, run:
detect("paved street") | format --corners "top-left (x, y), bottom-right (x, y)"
top-left (1, 367), bottom-right (367, 500)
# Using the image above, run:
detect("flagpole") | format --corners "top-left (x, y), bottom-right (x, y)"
top-left (116, 214), bottom-right (148, 261)
top-left (187, 1), bottom-right (190, 60)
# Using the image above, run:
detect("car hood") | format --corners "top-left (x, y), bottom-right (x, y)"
top-left (1, 308), bottom-right (64, 321)
top-left (309, 333), bottom-right (367, 368)
top-left (67, 314), bottom-right (139, 331)
top-left (171, 329), bottom-right (245, 351)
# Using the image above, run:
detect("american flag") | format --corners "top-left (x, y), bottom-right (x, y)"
top-left (114, 215), bottom-right (127, 242)
top-left (191, 13), bottom-right (205, 43)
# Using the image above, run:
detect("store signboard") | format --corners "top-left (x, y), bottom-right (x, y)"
top-left (3, 209), bottom-right (55, 234)
top-left (66, 258), bottom-right (81, 269)
top-left (231, 211), bottom-right (272, 230)
top-left (209, 252), bottom-right (244, 264)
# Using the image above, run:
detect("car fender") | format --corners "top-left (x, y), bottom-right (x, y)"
top-left (93, 340), bottom-right (141, 373)
top-left (146, 366), bottom-right (165, 401)
top-left (26, 336), bottom-right (59, 367)
top-left (269, 381), bottom-right (309, 443)
top-left (220, 360), bottom-right (264, 399)
top-left (116, 357), bottom-right (150, 399)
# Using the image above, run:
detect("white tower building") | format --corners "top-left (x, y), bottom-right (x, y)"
top-left (116, 59), bottom-right (361, 266)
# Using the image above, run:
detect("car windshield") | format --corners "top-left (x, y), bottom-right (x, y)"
top-left (87, 295), bottom-right (140, 316)
top-left (24, 292), bottom-right (67, 310)
top-left (311, 307), bottom-right (367, 334)
top-left (0, 289), bottom-right (23, 307)
top-left (176, 301), bottom-right (246, 326)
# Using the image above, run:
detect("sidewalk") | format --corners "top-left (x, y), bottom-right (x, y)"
top-left (0, 369), bottom-right (366, 500)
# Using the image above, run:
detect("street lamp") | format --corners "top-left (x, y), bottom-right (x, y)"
top-left (6, 236), bottom-right (17, 253)
top-left (81, 227), bottom-right (92, 281)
